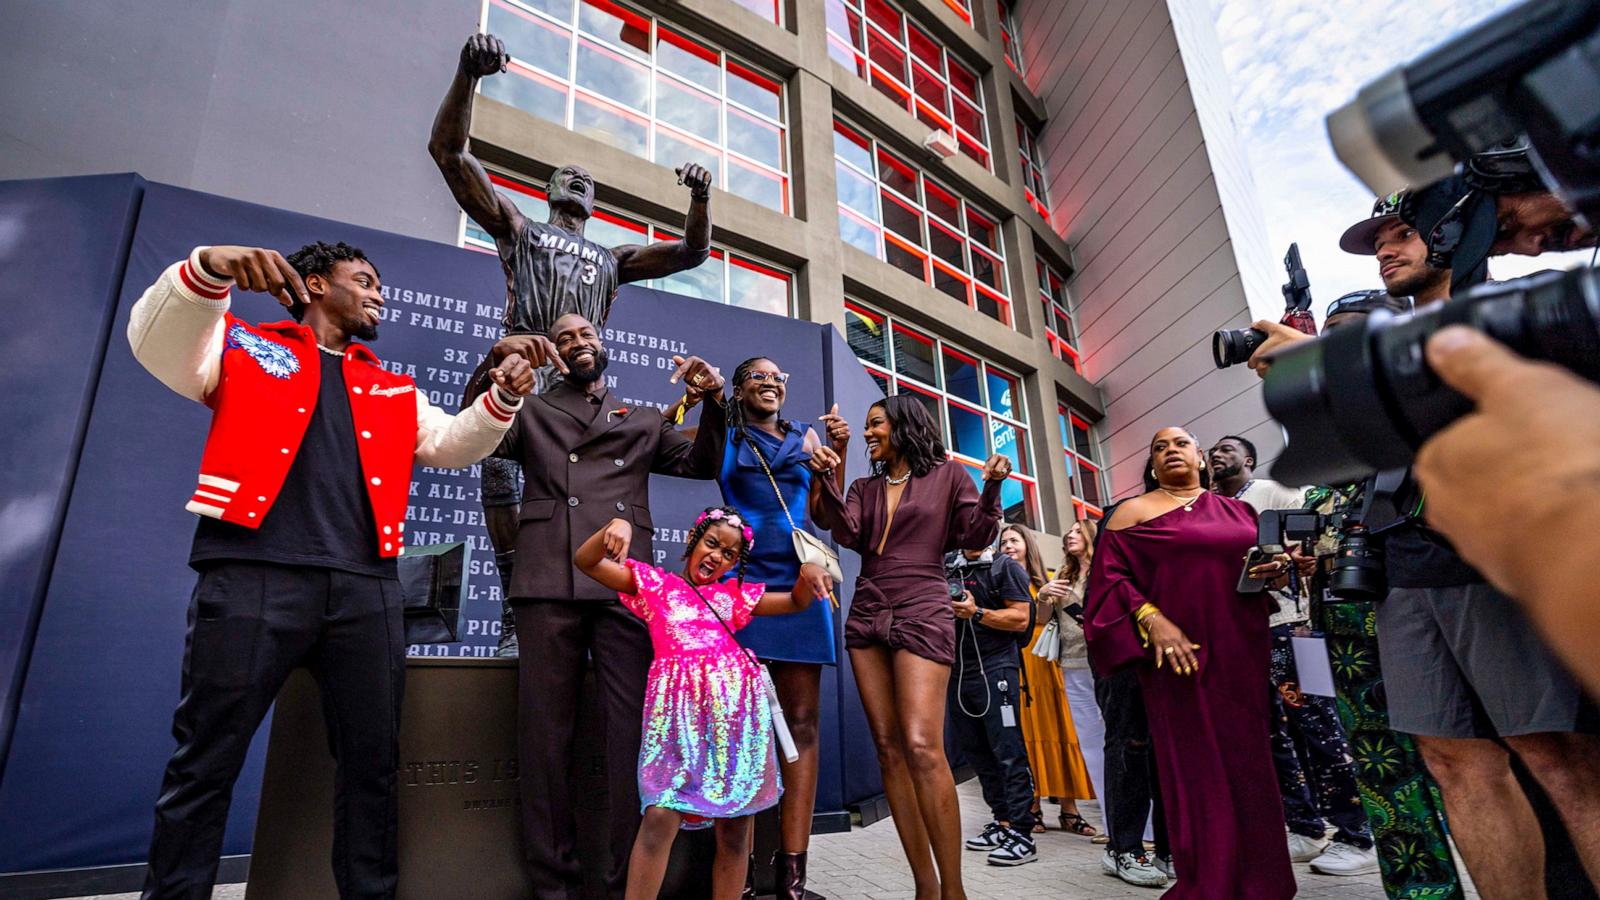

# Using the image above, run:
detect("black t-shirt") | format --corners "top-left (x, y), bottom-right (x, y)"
top-left (953, 555), bottom-right (1032, 677)
top-left (1383, 519), bottom-right (1482, 588)
top-left (190, 352), bottom-right (394, 577)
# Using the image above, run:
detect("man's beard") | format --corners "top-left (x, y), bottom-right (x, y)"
top-left (1213, 462), bottom-right (1243, 481)
top-left (344, 312), bottom-right (379, 343)
top-left (565, 349), bottom-right (609, 384)
top-left (1385, 266), bottom-right (1447, 299)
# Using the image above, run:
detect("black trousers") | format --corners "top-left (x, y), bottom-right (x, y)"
top-left (1268, 624), bottom-right (1372, 848)
top-left (950, 664), bottom-right (1036, 832)
top-left (1095, 667), bottom-right (1168, 857)
top-left (142, 562), bottom-right (405, 900)
top-left (515, 599), bottom-right (653, 900)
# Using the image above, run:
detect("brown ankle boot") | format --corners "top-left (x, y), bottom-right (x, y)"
top-left (774, 851), bottom-right (825, 900)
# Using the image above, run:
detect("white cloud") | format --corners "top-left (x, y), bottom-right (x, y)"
top-left (1206, 0), bottom-right (1593, 311)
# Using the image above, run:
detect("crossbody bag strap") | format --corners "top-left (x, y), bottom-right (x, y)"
top-left (684, 578), bottom-right (762, 671)
top-left (746, 434), bottom-right (801, 534)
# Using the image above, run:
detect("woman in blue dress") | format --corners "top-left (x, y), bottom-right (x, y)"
top-left (717, 356), bottom-right (848, 900)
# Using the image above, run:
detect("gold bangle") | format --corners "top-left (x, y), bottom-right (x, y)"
top-left (1134, 603), bottom-right (1161, 624)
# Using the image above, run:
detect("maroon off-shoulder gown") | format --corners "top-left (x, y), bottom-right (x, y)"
top-left (1084, 491), bottom-right (1296, 899)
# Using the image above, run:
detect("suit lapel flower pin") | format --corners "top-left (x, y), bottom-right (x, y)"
top-left (607, 406), bottom-right (631, 422)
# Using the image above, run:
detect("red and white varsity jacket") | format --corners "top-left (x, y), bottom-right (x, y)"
top-left (127, 247), bottom-right (521, 559)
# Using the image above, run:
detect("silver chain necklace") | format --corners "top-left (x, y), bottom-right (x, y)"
top-left (1159, 487), bottom-right (1205, 511)
top-left (885, 470), bottom-right (912, 485)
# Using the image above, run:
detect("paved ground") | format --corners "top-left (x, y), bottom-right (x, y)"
top-left (71, 779), bottom-right (1478, 899)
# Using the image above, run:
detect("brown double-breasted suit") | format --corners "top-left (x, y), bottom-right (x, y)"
top-left (489, 377), bottom-right (725, 898)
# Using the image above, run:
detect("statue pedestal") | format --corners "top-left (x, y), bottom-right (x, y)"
top-left (247, 657), bottom-right (716, 899)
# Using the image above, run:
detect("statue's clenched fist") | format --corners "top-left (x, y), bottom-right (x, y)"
top-left (459, 33), bottom-right (509, 79)
top-left (675, 163), bottom-right (713, 200)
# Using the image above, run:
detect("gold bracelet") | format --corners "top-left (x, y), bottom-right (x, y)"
top-left (1134, 603), bottom-right (1161, 624)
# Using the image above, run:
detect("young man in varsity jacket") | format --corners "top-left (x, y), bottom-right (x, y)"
top-left (127, 242), bottom-right (533, 900)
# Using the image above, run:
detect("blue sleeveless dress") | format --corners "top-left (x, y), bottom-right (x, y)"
top-left (717, 424), bottom-right (839, 665)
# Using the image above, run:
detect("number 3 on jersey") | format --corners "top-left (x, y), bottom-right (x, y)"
top-left (580, 262), bottom-right (596, 285)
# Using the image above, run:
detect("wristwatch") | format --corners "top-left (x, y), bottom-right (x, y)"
top-left (973, 608), bottom-right (986, 625)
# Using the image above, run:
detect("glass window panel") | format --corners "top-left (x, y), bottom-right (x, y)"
top-left (942, 349), bottom-right (981, 404)
top-left (867, 368), bottom-right (891, 397)
top-left (1001, 477), bottom-right (1038, 528)
top-left (656, 29), bottom-right (719, 90)
top-left (482, 65), bottom-right (569, 126)
top-left (654, 74), bottom-right (719, 141)
top-left (572, 91), bottom-right (648, 156)
top-left (884, 234), bottom-right (926, 280)
top-left (948, 60), bottom-right (978, 101)
top-left (931, 261), bottom-right (969, 304)
top-left (656, 249), bottom-right (725, 301)
top-left (834, 124), bottom-right (874, 176)
top-left (924, 182), bottom-right (960, 226)
top-left (846, 305), bottom-right (889, 367)
top-left (490, 178), bottom-right (551, 221)
top-left (928, 221), bottom-right (964, 269)
top-left (726, 157), bottom-right (786, 213)
top-left (727, 63), bottom-right (782, 121)
top-left (828, 33), bottom-right (864, 74)
top-left (881, 192), bottom-right (922, 243)
top-left (985, 369), bottom-right (1019, 418)
top-left (867, 30), bottom-right (908, 85)
top-left (958, 138), bottom-right (989, 169)
top-left (891, 324), bottom-right (937, 385)
top-left (839, 210), bottom-right (880, 256)
top-left (966, 208), bottom-right (997, 250)
top-left (974, 288), bottom-right (1002, 322)
top-left (575, 38), bottom-right (648, 110)
top-left (992, 421), bottom-right (1028, 474)
top-left (578, 0), bottom-right (651, 58)
top-left (585, 209), bottom-right (647, 247)
top-left (1077, 462), bottom-right (1103, 507)
top-left (835, 163), bottom-right (878, 221)
top-left (970, 246), bottom-right (1000, 289)
top-left (865, 0), bottom-right (902, 40)
top-left (952, 95), bottom-right (983, 138)
top-left (1071, 419), bottom-right (1094, 457)
top-left (914, 103), bottom-right (951, 133)
top-left (729, 258), bottom-right (789, 315)
top-left (653, 126), bottom-right (721, 178)
top-left (911, 64), bottom-right (948, 112)
top-left (1054, 305), bottom-right (1074, 342)
top-left (948, 402), bottom-right (987, 459)
top-left (825, 0), bottom-right (857, 40)
top-left (901, 385), bottom-right (943, 435)
top-left (877, 148), bottom-right (918, 200)
top-left (908, 27), bottom-right (942, 73)
top-left (489, 2), bottom-right (573, 77)
top-left (727, 107), bottom-right (783, 170)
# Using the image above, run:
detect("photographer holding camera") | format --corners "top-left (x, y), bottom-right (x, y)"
top-left (1249, 193), bottom-right (1600, 898)
top-left (945, 546), bottom-right (1039, 867)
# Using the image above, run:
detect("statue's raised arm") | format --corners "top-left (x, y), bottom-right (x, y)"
top-left (429, 33), bottom-right (526, 245)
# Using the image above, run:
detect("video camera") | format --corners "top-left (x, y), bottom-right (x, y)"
top-left (1266, 0), bottom-right (1600, 486)
top-left (1254, 472), bottom-right (1416, 601)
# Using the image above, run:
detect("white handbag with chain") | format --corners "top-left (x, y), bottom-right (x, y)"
top-left (747, 435), bottom-right (844, 583)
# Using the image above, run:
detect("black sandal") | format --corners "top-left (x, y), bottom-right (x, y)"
top-left (1060, 811), bottom-right (1097, 837)
top-left (1031, 802), bottom-right (1047, 833)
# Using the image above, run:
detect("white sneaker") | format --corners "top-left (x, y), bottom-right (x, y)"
top-left (1103, 850), bottom-right (1168, 888)
top-left (1154, 854), bottom-right (1175, 880)
top-left (986, 827), bottom-right (1037, 866)
top-left (1287, 832), bottom-right (1329, 862)
top-left (1310, 842), bottom-right (1380, 876)
top-left (965, 821), bottom-right (1004, 851)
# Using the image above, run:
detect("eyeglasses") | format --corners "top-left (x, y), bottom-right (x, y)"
top-left (745, 371), bottom-right (790, 384)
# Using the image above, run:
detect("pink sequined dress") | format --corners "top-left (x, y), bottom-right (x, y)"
top-left (620, 560), bottom-right (781, 826)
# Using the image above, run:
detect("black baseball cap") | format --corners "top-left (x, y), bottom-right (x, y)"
top-left (1339, 190), bottom-right (1408, 255)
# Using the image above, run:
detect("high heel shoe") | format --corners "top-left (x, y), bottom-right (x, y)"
top-left (774, 850), bottom-right (825, 900)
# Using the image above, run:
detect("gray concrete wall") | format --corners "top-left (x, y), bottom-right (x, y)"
top-left (0, 0), bottom-right (473, 244)
top-left (1018, 0), bottom-right (1282, 499)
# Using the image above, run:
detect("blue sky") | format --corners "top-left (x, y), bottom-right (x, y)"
top-left (1207, 0), bottom-right (1589, 319)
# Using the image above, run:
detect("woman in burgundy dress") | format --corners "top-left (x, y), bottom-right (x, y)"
top-left (1083, 426), bottom-right (1296, 899)
top-left (809, 395), bottom-right (1007, 900)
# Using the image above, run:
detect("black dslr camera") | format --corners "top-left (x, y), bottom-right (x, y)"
top-left (1267, 0), bottom-right (1600, 486)
top-left (1213, 243), bottom-right (1317, 368)
top-left (1254, 472), bottom-right (1416, 601)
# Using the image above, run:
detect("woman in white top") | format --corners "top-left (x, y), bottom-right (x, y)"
top-left (1037, 519), bottom-right (1106, 818)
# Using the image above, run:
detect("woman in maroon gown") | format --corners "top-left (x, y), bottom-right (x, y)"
top-left (1084, 426), bottom-right (1296, 899)
top-left (809, 395), bottom-right (1008, 900)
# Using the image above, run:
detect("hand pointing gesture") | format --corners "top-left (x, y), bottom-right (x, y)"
top-left (197, 246), bottom-right (309, 311)
top-left (819, 403), bottom-right (850, 453)
top-left (669, 355), bottom-right (723, 396)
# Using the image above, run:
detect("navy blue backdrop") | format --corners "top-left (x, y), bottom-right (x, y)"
top-left (0, 176), bottom-right (886, 876)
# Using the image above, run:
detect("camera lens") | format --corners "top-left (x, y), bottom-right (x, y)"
top-left (1212, 327), bottom-right (1267, 369)
top-left (1329, 526), bottom-right (1386, 601)
top-left (1267, 267), bottom-right (1600, 486)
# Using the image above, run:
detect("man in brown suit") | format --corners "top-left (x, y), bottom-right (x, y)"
top-left (474, 312), bottom-right (726, 899)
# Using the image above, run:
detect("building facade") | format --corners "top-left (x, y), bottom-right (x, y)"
top-left (0, 0), bottom-right (1276, 529)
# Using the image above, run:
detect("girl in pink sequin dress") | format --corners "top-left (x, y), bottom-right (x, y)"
top-left (575, 505), bottom-right (834, 900)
